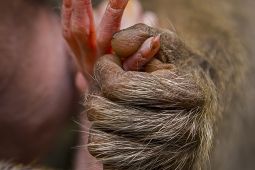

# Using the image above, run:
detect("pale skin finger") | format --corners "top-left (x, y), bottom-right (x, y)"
top-left (62, 0), bottom-right (81, 58)
top-left (71, 0), bottom-right (97, 72)
top-left (62, 0), bottom-right (97, 85)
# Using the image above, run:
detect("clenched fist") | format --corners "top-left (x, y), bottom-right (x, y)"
top-left (86, 23), bottom-right (217, 170)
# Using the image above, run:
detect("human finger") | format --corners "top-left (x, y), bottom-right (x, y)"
top-left (96, 0), bottom-right (129, 56)
top-left (62, 0), bottom-right (81, 58)
top-left (70, 0), bottom-right (97, 82)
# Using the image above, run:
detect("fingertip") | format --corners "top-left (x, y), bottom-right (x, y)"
top-left (108, 0), bottom-right (129, 10)
top-left (62, 0), bottom-right (72, 8)
top-left (151, 34), bottom-right (161, 50)
top-left (96, 0), bottom-right (129, 55)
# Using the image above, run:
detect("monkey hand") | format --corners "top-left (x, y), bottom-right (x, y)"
top-left (86, 23), bottom-right (217, 170)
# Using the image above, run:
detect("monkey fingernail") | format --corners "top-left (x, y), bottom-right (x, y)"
top-left (145, 58), bottom-right (176, 73)
top-left (150, 34), bottom-right (161, 50)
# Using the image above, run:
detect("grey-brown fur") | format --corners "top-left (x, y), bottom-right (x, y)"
top-left (85, 0), bottom-right (251, 170)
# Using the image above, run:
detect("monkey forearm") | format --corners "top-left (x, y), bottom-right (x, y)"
top-left (86, 1), bottom-right (248, 170)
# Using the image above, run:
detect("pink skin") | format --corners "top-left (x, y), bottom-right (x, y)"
top-left (62, 0), bottom-right (97, 85)
top-left (62, 0), bottom-right (160, 169)
top-left (0, 0), bottom-right (158, 167)
top-left (94, 0), bottom-right (158, 29)
top-left (62, 0), bottom-right (159, 87)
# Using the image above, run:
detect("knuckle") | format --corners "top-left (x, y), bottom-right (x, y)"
top-left (106, 8), bottom-right (123, 18)
top-left (94, 56), bottom-right (123, 98)
top-left (62, 0), bottom-right (72, 9)
top-left (85, 96), bottom-right (103, 122)
top-left (102, 78), bottom-right (121, 99)
top-left (70, 22), bottom-right (88, 37)
top-left (96, 35), bottom-right (104, 47)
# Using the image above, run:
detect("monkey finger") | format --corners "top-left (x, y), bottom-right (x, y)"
top-left (88, 127), bottom-right (153, 161)
top-left (111, 23), bottom-right (162, 58)
top-left (86, 93), bottom-right (196, 143)
top-left (111, 23), bottom-right (192, 66)
top-left (96, 0), bottom-right (129, 56)
top-left (95, 54), bottom-right (203, 108)
top-left (145, 58), bottom-right (177, 73)
top-left (88, 125), bottom-right (188, 170)
top-left (122, 35), bottom-right (160, 71)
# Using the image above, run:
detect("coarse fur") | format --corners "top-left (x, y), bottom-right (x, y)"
top-left (85, 0), bottom-right (249, 170)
